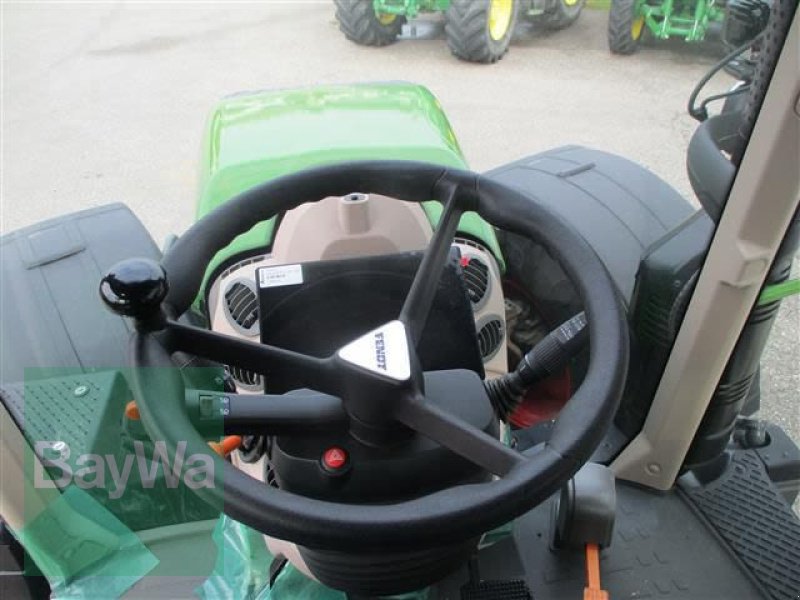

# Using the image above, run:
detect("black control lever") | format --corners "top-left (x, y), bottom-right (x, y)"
top-left (185, 389), bottom-right (347, 436)
top-left (485, 312), bottom-right (588, 422)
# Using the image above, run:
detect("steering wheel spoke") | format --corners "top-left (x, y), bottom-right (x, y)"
top-left (166, 320), bottom-right (340, 396)
top-left (394, 396), bottom-right (525, 477)
top-left (399, 186), bottom-right (464, 346)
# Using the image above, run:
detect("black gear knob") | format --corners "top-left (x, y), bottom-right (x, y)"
top-left (100, 258), bottom-right (168, 320)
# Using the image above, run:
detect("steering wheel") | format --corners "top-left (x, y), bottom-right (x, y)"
top-left (99, 161), bottom-right (629, 553)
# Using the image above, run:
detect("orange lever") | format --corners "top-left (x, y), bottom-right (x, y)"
top-left (209, 435), bottom-right (242, 457)
top-left (584, 543), bottom-right (609, 600)
top-left (125, 401), bottom-right (140, 420)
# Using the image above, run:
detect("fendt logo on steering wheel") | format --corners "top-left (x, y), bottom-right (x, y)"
top-left (374, 331), bottom-right (388, 371)
top-left (338, 320), bottom-right (411, 381)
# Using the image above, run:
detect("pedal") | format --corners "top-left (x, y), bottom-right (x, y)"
top-left (551, 463), bottom-right (616, 550)
top-left (460, 579), bottom-right (533, 600)
top-left (550, 463), bottom-right (616, 600)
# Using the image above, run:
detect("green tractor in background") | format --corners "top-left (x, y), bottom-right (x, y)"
top-left (607, 0), bottom-right (770, 54)
top-left (334, 0), bottom-right (586, 63)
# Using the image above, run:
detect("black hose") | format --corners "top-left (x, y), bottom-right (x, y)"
top-left (485, 312), bottom-right (588, 421)
top-left (687, 36), bottom-right (761, 122)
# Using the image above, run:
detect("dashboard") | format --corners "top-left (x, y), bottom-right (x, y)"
top-left (204, 194), bottom-right (509, 392)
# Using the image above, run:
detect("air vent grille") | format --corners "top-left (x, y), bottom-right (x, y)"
top-left (477, 317), bottom-right (505, 361)
top-left (454, 237), bottom-right (488, 253)
top-left (220, 254), bottom-right (267, 279)
top-left (224, 281), bottom-right (260, 333)
top-left (454, 238), bottom-right (494, 311)
top-left (462, 257), bottom-right (490, 307)
top-left (228, 365), bottom-right (263, 390)
top-left (638, 295), bottom-right (673, 347)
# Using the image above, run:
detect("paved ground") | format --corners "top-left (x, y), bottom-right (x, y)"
top-left (1, 2), bottom-right (797, 480)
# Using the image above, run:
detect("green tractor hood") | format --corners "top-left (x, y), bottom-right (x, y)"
top-left (196, 82), bottom-right (504, 309)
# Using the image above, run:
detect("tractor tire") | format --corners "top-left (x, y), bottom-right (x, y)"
top-left (542, 0), bottom-right (587, 31)
top-left (445, 0), bottom-right (520, 64)
top-left (608, 0), bottom-right (644, 55)
top-left (334, 0), bottom-right (405, 47)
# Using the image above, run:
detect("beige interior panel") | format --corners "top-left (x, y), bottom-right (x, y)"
top-left (270, 194), bottom-right (432, 264)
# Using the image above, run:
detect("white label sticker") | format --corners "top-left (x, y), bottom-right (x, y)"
top-left (258, 264), bottom-right (304, 289)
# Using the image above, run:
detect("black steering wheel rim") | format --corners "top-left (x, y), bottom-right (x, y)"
top-left (126, 160), bottom-right (629, 552)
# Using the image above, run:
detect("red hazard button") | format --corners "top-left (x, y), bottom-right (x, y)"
top-left (322, 447), bottom-right (348, 471)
